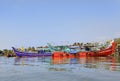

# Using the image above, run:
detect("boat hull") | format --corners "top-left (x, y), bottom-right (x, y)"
top-left (16, 52), bottom-right (52, 57)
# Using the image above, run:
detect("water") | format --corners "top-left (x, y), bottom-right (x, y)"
top-left (0, 56), bottom-right (120, 81)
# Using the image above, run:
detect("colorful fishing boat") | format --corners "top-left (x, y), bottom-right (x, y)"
top-left (12, 47), bottom-right (52, 57)
top-left (52, 40), bottom-right (117, 58)
top-left (83, 40), bottom-right (116, 57)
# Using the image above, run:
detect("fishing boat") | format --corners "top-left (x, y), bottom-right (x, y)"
top-left (52, 40), bottom-right (117, 58)
top-left (84, 40), bottom-right (117, 57)
top-left (12, 47), bottom-right (52, 57)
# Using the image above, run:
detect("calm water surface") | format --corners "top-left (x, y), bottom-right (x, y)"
top-left (0, 56), bottom-right (120, 81)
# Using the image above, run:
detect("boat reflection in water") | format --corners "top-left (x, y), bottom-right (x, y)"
top-left (51, 56), bottom-right (118, 71)
top-left (14, 56), bottom-right (120, 72)
top-left (14, 56), bottom-right (51, 66)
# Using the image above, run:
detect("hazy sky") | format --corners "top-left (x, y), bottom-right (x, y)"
top-left (0, 0), bottom-right (120, 50)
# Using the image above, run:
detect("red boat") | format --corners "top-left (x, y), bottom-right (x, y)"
top-left (84, 40), bottom-right (116, 57)
top-left (52, 40), bottom-right (116, 58)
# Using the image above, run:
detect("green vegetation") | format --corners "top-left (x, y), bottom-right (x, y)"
top-left (115, 38), bottom-right (120, 44)
top-left (114, 38), bottom-right (120, 57)
top-left (2, 49), bottom-right (15, 57)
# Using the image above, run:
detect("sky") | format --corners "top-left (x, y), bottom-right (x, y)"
top-left (0, 0), bottom-right (120, 50)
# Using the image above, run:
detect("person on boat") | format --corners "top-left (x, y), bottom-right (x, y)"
top-left (21, 47), bottom-right (25, 52)
top-left (38, 50), bottom-right (45, 54)
top-left (85, 46), bottom-right (90, 51)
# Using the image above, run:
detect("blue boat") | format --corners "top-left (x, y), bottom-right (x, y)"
top-left (12, 47), bottom-right (52, 57)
